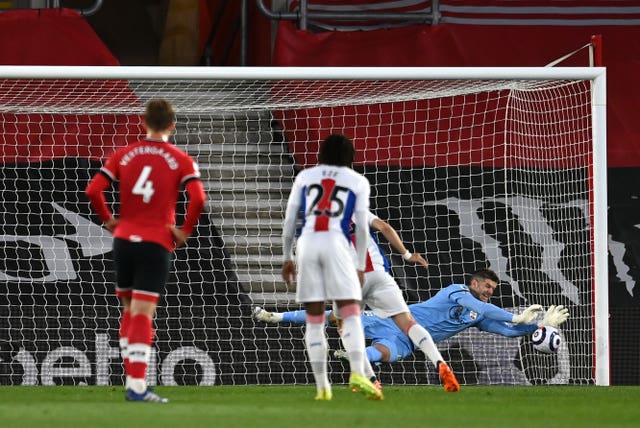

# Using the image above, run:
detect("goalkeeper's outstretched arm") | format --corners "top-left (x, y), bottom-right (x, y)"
top-left (476, 305), bottom-right (570, 337)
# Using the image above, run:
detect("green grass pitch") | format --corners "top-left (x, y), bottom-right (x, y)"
top-left (1, 385), bottom-right (639, 428)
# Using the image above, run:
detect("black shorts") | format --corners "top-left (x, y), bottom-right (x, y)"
top-left (112, 238), bottom-right (171, 296)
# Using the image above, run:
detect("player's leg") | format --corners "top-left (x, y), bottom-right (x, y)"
top-left (363, 271), bottom-right (459, 392)
top-left (305, 301), bottom-right (332, 400)
top-left (252, 307), bottom-right (334, 324)
top-left (124, 241), bottom-right (171, 403)
top-left (324, 235), bottom-right (382, 400)
top-left (296, 236), bottom-right (332, 400)
top-left (112, 239), bottom-right (134, 385)
top-left (335, 299), bottom-right (383, 400)
top-left (362, 272), bottom-right (442, 365)
top-left (392, 312), bottom-right (443, 366)
top-left (119, 295), bottom-right (132, 378)
top-left (392, 312), bottom-right (460, 392)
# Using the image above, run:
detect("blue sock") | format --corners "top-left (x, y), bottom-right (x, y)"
top-left (283, 310), bottom-right (307, 324)
top-left (282, 309), bottom-right (333, 324)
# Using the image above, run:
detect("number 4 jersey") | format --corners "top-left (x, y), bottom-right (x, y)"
top-left (98, 138), bottom-right (201, 250)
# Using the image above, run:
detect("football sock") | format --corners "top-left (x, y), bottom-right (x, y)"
top-left (338, 304), bottom-right (366, 375)
top-left (407, 322), bottom-right (443, 367)
top-left (282, 310), bottom-right (305, 323)
top-left (305, 314), bottom-right (330, 390)
top-left (127, 313), bottom-right (154, 391)
top-left (119, 311), bottom-right (131, 376)
top-left (363, 357), bottom-right (376, 380)
top-left (126, 377), bottom-right (146, 394)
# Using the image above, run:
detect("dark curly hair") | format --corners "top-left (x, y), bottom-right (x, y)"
top-left (317, 134), bottom-right (355, 167)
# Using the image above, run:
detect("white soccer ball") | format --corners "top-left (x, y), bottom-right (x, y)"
top-left (531, 325), bottom-right (562, 354)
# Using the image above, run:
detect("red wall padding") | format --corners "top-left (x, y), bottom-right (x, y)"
top-left (274, 21), bottom-right (640, 168)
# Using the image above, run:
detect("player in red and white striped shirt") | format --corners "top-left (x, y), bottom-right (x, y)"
top-left (85, 99), bottom-right (206, 402)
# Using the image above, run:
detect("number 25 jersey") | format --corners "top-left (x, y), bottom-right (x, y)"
top-left (288, 165), bottom-right (370, 241)
top-left (101, 138), bottom-right (201, 250)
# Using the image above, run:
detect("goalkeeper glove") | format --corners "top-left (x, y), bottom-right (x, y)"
top-left (541, 305), bottom-right (570, 328)
top-left (512, 304), bottom-right (543, 324)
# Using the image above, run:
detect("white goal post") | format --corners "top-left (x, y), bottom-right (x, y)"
top-left (0, 66), bottom-right (608, 386)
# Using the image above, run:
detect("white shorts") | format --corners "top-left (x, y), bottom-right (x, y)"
top-left (361, 270), bottom-right (409, 318)
top-left (295, 232), bottom-right (362, 303)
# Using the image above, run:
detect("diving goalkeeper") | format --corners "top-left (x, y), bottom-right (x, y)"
top-left (254, 268), bottom-right (569, 365)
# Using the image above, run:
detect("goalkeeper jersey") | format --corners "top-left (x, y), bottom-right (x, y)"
top-left (362, 283), bottom-right (538, 343)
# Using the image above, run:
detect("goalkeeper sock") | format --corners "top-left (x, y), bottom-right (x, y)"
top-left (119, 311), bottom-right (131, 376)
top-left (338, 304), bottom-right (365, 375)
top-left (407, 322), bottom-right (444, 368)
top-left (127, 313), bottom-right (153, 389)
top-left (305, 314), bottom-right (330, 390)
top-left (282, 310), bottom-right (305, 323)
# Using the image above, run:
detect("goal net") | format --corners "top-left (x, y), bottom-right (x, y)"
top-left (0, 66), bottom-right (607, 387)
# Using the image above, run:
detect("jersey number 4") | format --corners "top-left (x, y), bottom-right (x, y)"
top-left (132, 166), bottom-right (155, 203)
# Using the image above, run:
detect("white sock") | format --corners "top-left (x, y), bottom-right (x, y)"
top-left (407, 323), bottom-right (443, 367)
top-left (363, 357), bottom-right (376, 380)
top-left (126, 377), bottom-right (146, 394)
top-left (119, 337), bottom-right (129, 362)
top-left (305, 322), bottom-right (330, 390)
top-left (340, 315), bottom-right (366, 375)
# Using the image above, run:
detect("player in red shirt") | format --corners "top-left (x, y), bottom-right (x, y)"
top-left (85, 99), bottom-right (206, 402)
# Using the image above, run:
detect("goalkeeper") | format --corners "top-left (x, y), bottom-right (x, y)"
top-left (254, 268), bottom-right (569, 366)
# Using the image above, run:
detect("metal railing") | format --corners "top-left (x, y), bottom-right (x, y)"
top-left (0, 0), bottom-right (104, 16)
top-left (255, 0), bottom-right (440, 31)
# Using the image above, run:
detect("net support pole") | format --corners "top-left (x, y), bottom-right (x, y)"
top-left (592, 70), bottom-right (609, 386)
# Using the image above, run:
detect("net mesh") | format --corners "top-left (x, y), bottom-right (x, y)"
top-left (0, 74), bottom-right (597, 386)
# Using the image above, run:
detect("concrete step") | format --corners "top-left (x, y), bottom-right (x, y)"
top-left (176, 142), bottom-right (289, 156)
top-left (249, 291), bottom-right (298, 306)
top-left (207, 201), bottom-right (286, 219)
top-left (237, 272), bottom-right (291, 294)
top-left (217, 217), bottom-right (284, 232)
top-left (224, 235), bottom-right (283, 255)
top-left (232, 254), bottom-right (282, 269)
top-left (198, 163), bottom-right (295, 181)
top-left (174, 130), bottom-right (277, 146)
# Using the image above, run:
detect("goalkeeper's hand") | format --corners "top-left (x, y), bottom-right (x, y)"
top-left (512, 304), bottom-right (543, 324)
top-left (541, 305), bottom-right (570, 328)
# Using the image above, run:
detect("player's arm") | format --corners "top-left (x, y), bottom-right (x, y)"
top-left (451, 290), bottom-right (541, 324)
top-left (475, 306), bottom-right (569, 337)
top-left (370, 217), bottom-right (428, 268)
top-left (353, 210), bottom-right (369, 278)
top-left (169, 179), bottom-right (206, 247)
top-left (352, 179), bottom-right (371, 283)
top-left (85, 170), bottom-right (118, 231)
top-left (281, 180), bottom-right (303, 285)
top-left (475, 318), bottom-right (538, 337)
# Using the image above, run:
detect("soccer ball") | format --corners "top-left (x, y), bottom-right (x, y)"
top-left (531, 325), bottom-right (562, 354)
